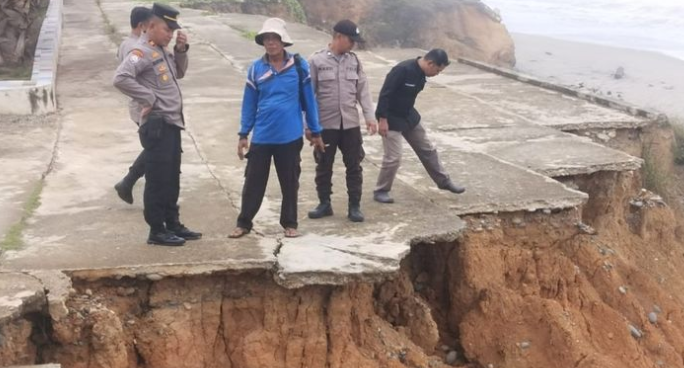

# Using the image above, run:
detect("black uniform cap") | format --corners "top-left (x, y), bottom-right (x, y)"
top-left (130, 7), bottom-right (151, 29)
top-left (152, 3), bottom-right (181, 30)
top-left (333, 19), bottom-right (363, 43)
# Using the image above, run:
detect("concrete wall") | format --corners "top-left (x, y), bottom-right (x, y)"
top-left (0, 0), bottom-right (62, 115)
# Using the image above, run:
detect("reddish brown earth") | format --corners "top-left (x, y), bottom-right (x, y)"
top-left (184, 0), bottom-right (516, 67)
top-left (1, 165), bottom-right (680, 368)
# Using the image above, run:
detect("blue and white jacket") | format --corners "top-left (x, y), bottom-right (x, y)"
top-left (239, 52), bottom-right (322, 144)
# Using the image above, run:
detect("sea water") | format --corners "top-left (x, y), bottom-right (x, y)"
top-left (483, 0), bottom-right (684, 60)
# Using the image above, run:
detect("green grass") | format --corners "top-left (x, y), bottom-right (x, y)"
top-left (0, 65), bottom-right (33, 81)
top-left (1, 181), bottom-right (44, 251)
top-left (228, 25), bottom-right (257, 41)
top-left (96, 0), bottom-right (122, 45)
top-left (671, 118), bottom-right (684, 165)
top-left (642, 140), bottom-right (671, 197)
top-left (241, 30), bottom-right (258, 40)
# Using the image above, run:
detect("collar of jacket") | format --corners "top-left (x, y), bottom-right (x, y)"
top-left (261, 50), bottom-right (293, 63)
top-left (326, 47), bottom-right (349, 59)
top-left (412, 57), bottom-right (426, 78)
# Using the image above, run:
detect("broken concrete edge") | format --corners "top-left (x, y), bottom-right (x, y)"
top-left (274, 229), bottom-right (462, 289)
top-left (26, 270), bottom-right (72, 322)
top-left (457, 57), bottom-right (668, 124)
top-left (273, 269), bottom-right (401, 290)
top-left (62, 259), bottom-right (278, 282)
top-left (65, 234), bottom-right (462, 290)
top-left (450, 196), bottom-right (588, 216)
top-left (0, 0), bottom-right (63, 115)
top-left (544, 120), bottom-right (654, 132)
top-left (539, 159), bottom-right (644, 178)
top-left (0, 273), bottom-right (45, 325)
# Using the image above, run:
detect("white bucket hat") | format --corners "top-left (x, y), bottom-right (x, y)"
top-left (255, 18), bottom-right (294, 47)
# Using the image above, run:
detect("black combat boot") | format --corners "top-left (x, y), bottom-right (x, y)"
top-left (147, 230), bottom-right (186, 246)
top-left (114, 177), bottom-right (135, 204)
top-left (308, 199), bottom-right (333, 219)
top-left (167, 222), bottom-right (202, 240)
top-left (348, 201), bottom-right (364, 222)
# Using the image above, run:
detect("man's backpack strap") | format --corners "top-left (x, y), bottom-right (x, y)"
top-left (293, 53), bottom-right (307, 111)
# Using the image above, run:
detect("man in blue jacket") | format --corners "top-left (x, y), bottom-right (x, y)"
top-left (230, 18), bottom-right (325, 239)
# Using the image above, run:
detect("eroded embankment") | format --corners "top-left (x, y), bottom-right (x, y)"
top-left (4, 168), bottom-right (684, 368)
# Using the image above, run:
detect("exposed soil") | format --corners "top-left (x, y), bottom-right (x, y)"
top-left (4, 164), bottom-right (684, 368)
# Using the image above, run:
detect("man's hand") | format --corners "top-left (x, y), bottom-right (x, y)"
top-left (237, 137), bottom-right (249, 160)
top-left (378, 118), bottom-right (389, 137)
top-left (175, 31), bottom-right (188, 52)
top-left (304, 128), bottom-right (313, 142)
top-left (310, 136), bottom-right (326, 153)
top-left (141, 105), bottom-right (152, 118)
top-left (366, 119), bottom-right (378, 135)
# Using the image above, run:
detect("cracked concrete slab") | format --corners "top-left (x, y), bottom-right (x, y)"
top-left (0, 273), bottom-right (44, 325)
top-left (0, 0), bottom-right (647, 288)
top-left (0, 115), bottom-right (57, 242)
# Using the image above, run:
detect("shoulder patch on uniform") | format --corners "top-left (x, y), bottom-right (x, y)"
top-left (129, 49), bottom-right (143, 63)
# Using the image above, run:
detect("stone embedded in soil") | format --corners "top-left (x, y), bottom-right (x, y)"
top-left (577, 222), bottom-right (596, 235)
top-left (648, 312), bottom-right (658, 324)
top-left (618, 286), bottom-right (627, 294)
top-left (445, 350), bottom-right (458, 365)
top-left (629, 324), bottom-right (643, 339)
top-left (654, 305), bottom-right (662, 314)
top-left (520, 341), bottom-right (531, 349)
top-left (116, 287), bottom-right (136, 296)
top-left (147, 274), bottom-right (163, 281)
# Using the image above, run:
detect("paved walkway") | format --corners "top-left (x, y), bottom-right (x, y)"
top-left (0, 0), bottom-right (647, 288)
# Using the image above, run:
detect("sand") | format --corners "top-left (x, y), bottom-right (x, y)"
top-left (511, 33), bottom-right (684, 121)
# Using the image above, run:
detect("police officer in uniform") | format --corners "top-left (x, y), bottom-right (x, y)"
top-left (306, 20), bottom-right (377, 223)
top-left (114, 6), bottom-right (151, 205)
top-left (113, 3), bottom-right (201, 246)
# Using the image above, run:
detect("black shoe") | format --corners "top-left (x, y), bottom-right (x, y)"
top-left (114, 179), bottom-right (134, 204)
top-left (147, 231), bottom-right (186, 246)
top-left (348, 203), bottom-right (365, 222)
top-left (373, 190), bottom-right (394, 204)
top-left (308, 201), bottom-right (333, 219)
top-left (168, 224), bottom-right (202, 240)
top-left (438, 181), bottom-right (466, 194)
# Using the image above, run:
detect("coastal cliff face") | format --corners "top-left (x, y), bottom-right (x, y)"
top-left (300, 0), bottom-right (516, 66)
top-left (185, 0), bottom-right (516, 66)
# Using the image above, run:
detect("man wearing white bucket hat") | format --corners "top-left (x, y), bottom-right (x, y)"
top-left (230, 18), bottom-right (325, 239)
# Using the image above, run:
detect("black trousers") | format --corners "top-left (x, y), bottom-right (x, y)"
top-left (237, 138), bottom-right (303, 231)
top-left (125, 150), bottom-right (146, 183)
top-left (314, 127), bottom-right (364, 203)
top-left (138, 116), bottom-right (182, 232)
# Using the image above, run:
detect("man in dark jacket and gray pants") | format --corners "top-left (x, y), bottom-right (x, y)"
top-left (374, 49), bottom-right (465, 204)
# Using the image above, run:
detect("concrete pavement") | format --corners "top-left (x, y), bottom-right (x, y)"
top-left (0, 0), bottom-right (650, 288)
